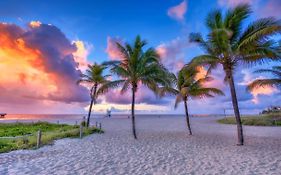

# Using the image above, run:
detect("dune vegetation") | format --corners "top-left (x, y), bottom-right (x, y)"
top-left (0, 122), bottom-right (103, 153)
top-left (218, 113), bottom-right (281, 126)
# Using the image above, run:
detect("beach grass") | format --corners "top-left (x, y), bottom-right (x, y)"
top-left (218, 113), bottom-right (281, 126)
top-left (0, 122), bottom-right (103, 153)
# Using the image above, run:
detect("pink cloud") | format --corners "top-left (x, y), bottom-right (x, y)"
top-left (167, 0), bottom-right (187, 22)
top-left (217, 0), bottom-right (280, 18)
top-left (104, 84), bottom-right (168, 105)
top-left (105, 36), bottom-right (123, 60)
top-left (217, 0), bottom-right (255, 7)
top-left (156, 37), bottom-right (190, 72)
top-left (258, 0), bottom-right (281, 18)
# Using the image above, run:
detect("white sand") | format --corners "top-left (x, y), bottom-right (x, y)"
top-left (0, 116), bottom-right (280, 175)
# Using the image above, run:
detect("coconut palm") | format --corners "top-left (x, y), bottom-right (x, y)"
top-left (159, 66), bottom-right (224, 135)
top-left (102, 35), bottom-right (172, 139)
top-left (189, 4), bottom-right (281, 145)
top-left (247, 66), bottom-right (281, 90)
top-left (78, 63), bottom-right (110, 127)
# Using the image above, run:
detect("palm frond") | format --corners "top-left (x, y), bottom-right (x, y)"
top-left (224, 4), bottom-right (251, 43)
top-left (189, 33), bottom-right (214, 54)
top-left (189, 55), bottom-right (219, 66)
top-left (247, 79), bottom-right (281, 91)
top-left (105, 35), bottom-right (174, 102)
top-left (206, 9), bottom-right (223, 30)
top-left (254, 68), bottom-right (281, 77)
top-left (96, 79), bottom-right (125, 96)
top-left (237, 17), bottom-right (281, 50)
top-left (190, 87), bottom-right (224, 99)
top-left (158, 86), bottom-right (179, 97)
top-left (120, 80), bottom-right (130, 94)
top-left (174, 94), bottom-right (184, 109)
top-left (247, 65), bottom-right (281, 91)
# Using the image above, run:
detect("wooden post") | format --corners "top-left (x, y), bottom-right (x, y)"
top-left (80, 124), bottom-right (83, 138)
top-left (57, 120), bottom-right (59, 124)
top-left (96, 121), bottom-right (98, 127)
top-left (75, 121), bottom-right (78, 125)
top-left (99, 123), bottom-right (102, 130)
top-left (23, 136), bottom-right (29, 145)
top-left (37, 129), bottom-right (42, 149)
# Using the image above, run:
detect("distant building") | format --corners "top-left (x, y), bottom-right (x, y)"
top-left (261, 106), bottom-right (281, 114)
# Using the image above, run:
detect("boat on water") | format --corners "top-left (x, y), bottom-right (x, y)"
top-left (0, 113), bottom-right (6, 118)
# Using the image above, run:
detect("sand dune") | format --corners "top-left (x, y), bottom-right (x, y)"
top-left (0, 116), bottom-right (280, 175)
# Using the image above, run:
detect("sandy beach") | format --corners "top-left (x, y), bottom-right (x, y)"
top-left (0, 116), bottom-right (280, 175)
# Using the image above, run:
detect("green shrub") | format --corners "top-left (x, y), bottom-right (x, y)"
top-left (80, 121), bottom-right (86, 127)
top-left (218, 113), bottom-right (281, 126)
top-left (0, 122), bottom-right (103, 153)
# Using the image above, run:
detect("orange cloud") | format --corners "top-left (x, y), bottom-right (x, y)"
top-left (239, 70), bottom-right (279, 104)
top-left (251, 86), bottom-right (278, 104)
top-left (194, 66), bottom-right (207, 81)
top-left (29, 21), bottom-right (41, 28)
top-left (0, 22), bottom-right (89, 113)
top-left (193, 66), bottom-right (225, 90)
top-left (73, 40), bottom-right (92, 71)
top-left (0, 28), bottom-right (56, 99)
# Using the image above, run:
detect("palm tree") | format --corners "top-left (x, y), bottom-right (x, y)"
top-left (247, 66), bottom-right (281, 90)
top-left (189, 4), bottom-right (281, 145)
top-left (103, 35), bottom-right (172, 139)
top-left (78, 63), bottom-right (110, 127)
top-left (159, 66), bottom-right (224, 135)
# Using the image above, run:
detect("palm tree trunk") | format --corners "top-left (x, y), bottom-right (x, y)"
top-left (227, 71), bottom-right (244, 145)
top-left (131, 87), bottom-right (137, 139)
top-left (87, 98), bottom-right (94, 127)
top-left (184, 99), bottom-right (192, 135)
top-left (87, 84), bottom-right (97, 127)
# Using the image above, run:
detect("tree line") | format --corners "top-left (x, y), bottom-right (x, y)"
top-left (78, 4), bottom-right (281, 145)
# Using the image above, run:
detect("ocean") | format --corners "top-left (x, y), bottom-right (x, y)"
top-left (0, 113), bottom-right (224, 125)
top-left (0, 114), bottom-right (180, 124)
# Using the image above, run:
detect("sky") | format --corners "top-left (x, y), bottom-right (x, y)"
top-left (0, 0), bottom-right (280, 115)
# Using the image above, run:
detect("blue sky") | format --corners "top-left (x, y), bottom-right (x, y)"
top-left (0, 0), bottom-right (214, 62)
top-left (0, 0), bottom-right (270, 63)
top-left (0, 0), bottom-right (280, 114)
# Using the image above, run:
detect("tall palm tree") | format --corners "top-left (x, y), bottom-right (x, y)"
top-left (159, 66), bottom-right (224, 135)
top-left (103, 35), bottom-right (172, 139)
top-left (78, 63), bottom-right (110, 127)
top-left (247, 66), bottom-right (281, 90)
top-left (189, 4), bottom-right (281, 145)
